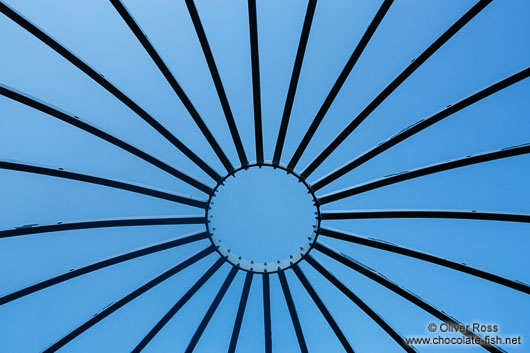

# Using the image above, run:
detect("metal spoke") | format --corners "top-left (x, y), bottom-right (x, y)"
top-left (0, 215), bottom-right (204, 239)
top-left (263, 272), bottom-right (272, 353)
top-left (287, 0), bottom-right (393, 170)
top-left (247, 0), bottom-right (264, 164)
top-left (272, 0), bottom-right (317, 165)
top-left (312, 67), bottom-right (530, 189)
top-left (0, 84), bottom-right (213, 194)
top-left (292, 265), bottom-right (355, 353)
top-left (0, 2), bottom-right (221, 181)
top-left (185, 0), bottom-right (248, 167)
top-left (306, 255), bottom-right (417, 353)
top-left (0, 231), bottom-right (208, 305)
top-left (0, 159), bottom-right (208, 208)
top-left (321, 209), bottom-right (530, 223)
top-left (41, 246), bottom-right (214, 353)
top-left (315, 243), bottom-right (505, 353)
top-left (320, 227), bottom-right (530, 294)
top-left (300, 0), bottom-right (493, 178)
top-left (109, 0), bottom-right (233, 173)
top-left (278, 270), bottom-right (308, 353)
top-left (319, 143), bottom-right (530, 205)
top-left (185, 266), bottom-right (239, 353)
top-left (228, 271), bottom-right (254, 353)
top-left (132, 257), bottom-right (225, 353)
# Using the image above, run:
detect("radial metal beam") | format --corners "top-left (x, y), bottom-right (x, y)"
top-left (315, 243), bottom-right (506, 353)
top-left (306, 255), bottom-right (417, 353)
top-left (262, 272), bottom-right (272, 353)
top-left (319, 144), bottom-right (530, 205)
top-left (185, 266), bottom-right (239, 353)
top-left (272, 0), bottom-right (317, 165)
top-left (228, 271), bottom-right (254, 353)
top-left (312, 67), bottom-right (530, 189)
top-left (0, 159), bottom-right (208, 208)
top-left (321, 209), bottom-right (530, 223)
top-left (278, 270), bottom-right (308, 353)
top-left (300, 0), bottom-right (493, 178)
top-left (132, 257), bottom-right (225, 353)
top-left (247, 0), bottom-right (264, 164)
top-left (0, 2), bottom-right (221, 181)
top-left (0, 215), bottom-right (204, 239)
top-left (0, 84), bottom-right (213, 194)
top-left (109, 0), bottom-right (233, 173)
top-left (287, 0), bottom-right (393, 170)
top-left (185, 0), bottom-right (248, 167)
top-left (292, 265), bottom-right (355, 353)
top-left (0, 231), bottom-right (209, 305)
top-left (320, 227), bottom-right (530, 294)
top-left (42, 246), bottom-right (214, 353)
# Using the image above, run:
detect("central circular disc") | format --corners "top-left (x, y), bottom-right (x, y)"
top-left (208, 166), bottom-right (318, 272)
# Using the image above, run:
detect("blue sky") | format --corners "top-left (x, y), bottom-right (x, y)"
top-left (0, 0), bottom-right (529, 352)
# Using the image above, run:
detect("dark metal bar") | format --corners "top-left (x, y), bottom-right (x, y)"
top-left (319, 143), bottom-right (530, 204)
top-left (228, 271), bottom-right (254, 353)
top-left (315, 243), bottom-right (506, 353)
top-left (42, 246), bottom-right (214, 353)
top-left (272, 0), bottom-right (317, 166)
top-left (312, 67), bottom-right (530, 189)
top-left (0, 231), bottom-right (209, 305)
top-left (300, 0), bottom-right (493, 178)
top-left (0, 2), bottom-right (222, 181)
top-left (320, 227), bottom-right (530, 294)
top-left (287, 0), bottom-right (393, 170)
top-left (321, 209), bottom-right (530, 223)
top-left (0, 159), bottom-right (208, 208)
top-left (247, 0), bottom-right (264, 164)
top-left (132, 257), bottom-right (225, 352)
top-left (262, 272), bottom-right (272, 353)
top-left (109, 0), bottom-right (233, 173)
top-left (292, 265), bottom-right (355, 353)
top-left (0, 215), bottom-right (204, 239)
top-left (185, 0), bottom-right (248, 167)
top-left (278, 271), bottom-right (308, 353)
top-left (185, 266), bottom-right (239, 353)
top-left (0, 84), bottom-right (213, 194)
top-left (306, 255), bottom-right (417, 353)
